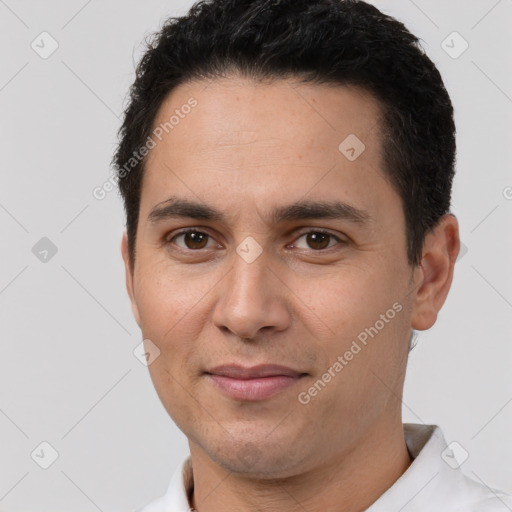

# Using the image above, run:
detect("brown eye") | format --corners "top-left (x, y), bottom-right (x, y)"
top-left (306, 232), bottom-right (331, 250)
top-left (293, 230), bottom-right (342, 251)
top-left (171, 230), bottom-right (214, 250)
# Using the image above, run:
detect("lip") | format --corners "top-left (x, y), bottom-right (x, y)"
top-left (205, 364), bottom-right (307, 401)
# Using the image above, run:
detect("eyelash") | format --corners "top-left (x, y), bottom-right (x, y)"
top-left (166, 228), bottom-right (345, 252)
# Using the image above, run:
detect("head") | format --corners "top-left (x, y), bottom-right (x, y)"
top-left (115, 0), bottom-right (459, 477)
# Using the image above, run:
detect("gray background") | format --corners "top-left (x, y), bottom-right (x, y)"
top-left (1, 0), bottom-right (511, 510)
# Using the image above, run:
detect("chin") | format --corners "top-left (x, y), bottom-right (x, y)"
top-left (205, 436), bottom-right (307, 479)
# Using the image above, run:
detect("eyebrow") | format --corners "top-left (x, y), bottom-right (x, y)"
top-left (148, 196), bottom-right (372, 226)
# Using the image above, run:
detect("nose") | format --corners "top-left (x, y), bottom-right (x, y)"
top-left (212, 250), bottom-right (291, 340)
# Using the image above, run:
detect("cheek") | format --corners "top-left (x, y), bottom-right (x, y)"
top-left (293, 264), bottom-right (411, 389)
top-left (293, 264), bottom-right (401, 339)
top-left (132, 261), bottom-right (225, 379)
top-left (145, 358), bottom-right (201, 438)
top-left (133, 261), bottom-right (206, 340)
top-left (133, 265), bottom-right (211, 426)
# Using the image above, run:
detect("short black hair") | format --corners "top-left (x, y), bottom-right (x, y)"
top-left (114, 0), bottom-right (456, 268)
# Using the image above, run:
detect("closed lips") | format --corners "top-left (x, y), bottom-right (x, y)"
top-left (205, 365), bottom-right (308, 401)
top-left (205, 364), bottom-right (306, 379)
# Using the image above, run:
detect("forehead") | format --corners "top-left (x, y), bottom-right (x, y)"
top-left (150, 75), bottom-right (383, 155)
top-left (140, 76), bottom-right (398, 227)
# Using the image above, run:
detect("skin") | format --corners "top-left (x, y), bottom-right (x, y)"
top-left (121, 75), bottom-right (460, 512)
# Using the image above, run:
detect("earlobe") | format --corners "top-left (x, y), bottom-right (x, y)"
top-left (121, 232), bottom-right (141, 327)
top-left (410, 214), bottom-right (460, 331)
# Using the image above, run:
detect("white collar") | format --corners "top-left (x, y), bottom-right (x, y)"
top-left (139, 423), bottom-right (511, 511)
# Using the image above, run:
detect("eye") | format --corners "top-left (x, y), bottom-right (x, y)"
top-left (166, 228), bottom-right (344, 253)
top-left (292, 230), bottom-right (343, 250)
top-left (168, 229), bottom-right (217, 250)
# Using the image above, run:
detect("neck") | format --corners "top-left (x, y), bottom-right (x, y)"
top-left (188, 416), bottom-right (412, 512)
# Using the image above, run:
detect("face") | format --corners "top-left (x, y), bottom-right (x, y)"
top-left (122, 76), bottom-right (434, 478)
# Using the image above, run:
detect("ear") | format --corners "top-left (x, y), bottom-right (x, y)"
top-left (121, 232), bottom-right (141, 327)
top-left (411, 214), bottom-right (460, 331)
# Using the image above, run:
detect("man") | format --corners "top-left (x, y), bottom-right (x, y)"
top-left (114, 0), bottom-right (511, 510)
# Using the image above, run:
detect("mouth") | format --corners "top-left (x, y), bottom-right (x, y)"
top-left (204, 364), bottom-right (308, 401)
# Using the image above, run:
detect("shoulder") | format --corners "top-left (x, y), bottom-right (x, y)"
top-left (456, 495), bottom-right (512, 512)
top-left (133, 496), bottom-right (166, 512)
top-left (452, 473), bottom-right (512, 512)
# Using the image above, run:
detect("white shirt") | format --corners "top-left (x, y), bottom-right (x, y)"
top-left (137, 423), bottom-right (512, 512)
